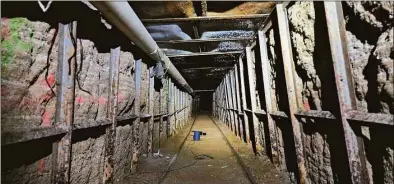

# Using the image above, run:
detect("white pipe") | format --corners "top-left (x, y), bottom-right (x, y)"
top-left (90, 1), bottom-right (194, 94)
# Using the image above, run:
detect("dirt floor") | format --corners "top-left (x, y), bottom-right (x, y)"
top-left (125, 114), bottom-right (289, 184)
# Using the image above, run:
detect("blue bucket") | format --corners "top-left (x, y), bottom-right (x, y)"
top-left (192, 131), bottom-right (201, 141)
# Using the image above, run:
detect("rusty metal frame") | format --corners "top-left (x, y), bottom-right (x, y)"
top-left (275, 4), bottom-right (308, 182)
top-left (234, 64), bottom-right (244, 141)
top-left (131, 59), bottom-right (142, 173)
top-left (324, 2), bottom-right (365, 183)
top-left (238, 57), bottom-right (251, 143)
top-left (102, 46), bottom-right (121, 183)
top-left (257, 29), bottom-right (280, 166)
top-left (147, 66), bottom-right (155, 154)
top-left (245, 45), bottom-right (262, 153)
top-left (51, 21), bottom-right (77, 184)
top-left (212, 2), bottom-right (393, 184)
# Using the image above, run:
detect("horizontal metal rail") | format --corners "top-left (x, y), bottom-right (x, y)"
top-left (2, 106), bottom-right (191, 146)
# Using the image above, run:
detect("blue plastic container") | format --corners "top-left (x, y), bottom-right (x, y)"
top-left (192, 131), bottom-right (201, 141)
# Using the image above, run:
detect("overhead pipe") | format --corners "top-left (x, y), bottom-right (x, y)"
top-left (90, 1), bottom-right (194, 94)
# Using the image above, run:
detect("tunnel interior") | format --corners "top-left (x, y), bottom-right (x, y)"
top-left (1, 1), bottom-right (393, 184)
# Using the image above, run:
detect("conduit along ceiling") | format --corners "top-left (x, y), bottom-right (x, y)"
top-left (129, 1), bottom-right (276, 91)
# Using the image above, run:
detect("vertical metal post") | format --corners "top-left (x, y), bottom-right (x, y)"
top-left (183, 92), bottom-right (186, 126)
top-left (167, 78), bottom-right (173, 137)
top-left (174, 87), bottom-right (178, 130)
top-left (224, 74), bottom-right (233, 130)
top-left (229, 69), bottom-right (239, 137)
top-left (103, 47), bottom-right (120, 183)
top-left (131, 59), bottom-right (142, 172)
top-left (213, 91), bottom-right (215, 117)
top-left (245, 46), bottom-right (261, 152)
top-left (324, 2), bottom-right (364, 183)
top-left (234, 65), bottom-right (244, 141)
top-left (258, 30), bottom-right (279, 165)
top-left (220, 79), bottom-right (224, 121)
top-left (158, 83), bottom-right (163, 149)
top-left (239, 57), bottom-right (251, 143)
top-left (228, 72), bottom-right (235, 133)
top-left (276, 4), bottom-right (307, 183)
top-left (147, 67), bottom-right (154, 154)
top-left (52, 21), bottom-right (77, 184)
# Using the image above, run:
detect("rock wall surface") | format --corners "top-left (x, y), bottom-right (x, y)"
top-left (287, 2), bottom-right (337, 111)
top-left (343, 2), bottom-right (393, 183)
top-left (1, 18), bottom-right (189, 184)
top-left (343, 1), bottom-right (394, 114)
top-left (1, 18), bottom-right (58, 130)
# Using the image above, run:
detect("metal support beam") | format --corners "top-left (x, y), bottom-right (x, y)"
top-left (229, 69), bottom-right (239, 137)
top-left (234, 64), bottom-right (244, 141)
top-left (276, 4), bottom-right (307, 183)
top-left (238, 57), bottom-right (250, 143)
top-left (257, 30), bottom-right (279, 165)
top-left (167, 78), bottom-right (173, 137)
top-left (102, 47), bottom-right (120, 183)
top-left (131, 59), bottom-right (142, 173)
top-left (148, 66), bottom-right (155, 154)
top-left (324, 2), bottom-right (366, 183)
top-left (245, 46), bottom-right (261, 153)
top-left (52, 21), bottom-right (77, 184)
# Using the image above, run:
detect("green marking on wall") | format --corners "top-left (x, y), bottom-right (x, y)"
top-left (1, 18), bottom-right (34, 70)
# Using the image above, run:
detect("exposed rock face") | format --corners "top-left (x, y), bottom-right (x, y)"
top-left (207, 2), bottom-right (276, 16)
top-left (130, 1), bottom-right (196, 19)
top-left (1, 18), bottom-right (175, 184)
top-left (1, 18), bottom-right (58, 130)
top-left (288, 2), bottom-right (321, 111)
top-left (129, 1), bottom-right (276, 19)
top-left (343, 2), bottom-right (394, 184)
top-left (343, 1), bottom-right (394, 114)
top-left (287, 2), bottom-right (337, 111)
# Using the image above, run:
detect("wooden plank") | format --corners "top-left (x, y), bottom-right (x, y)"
top-left (141, 14), bottom-right (268, 23)
top-left (131, 59), bottom-right (142, 173)
top-left (238, 57), bottom-right (251, 143)
top-left (103, 47), bottom-right (121, 183)
top-left (276, 4), bottom-right (307, 183)
top-left (52, 21), bottom-right (77, 184)
top-left (245, 46), bottom-right (261, 152)
top-left (201, 1), bottom-right (207, 17)
top-left (324, 2), bottom-right (367, 183)
top-left (147, 67), bottom-right (154, 154)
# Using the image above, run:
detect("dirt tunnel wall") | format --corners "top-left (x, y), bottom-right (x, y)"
top-left (213, 2), bottom-right (393, 184)
top-left (1, 4), bottom-right (194, 183)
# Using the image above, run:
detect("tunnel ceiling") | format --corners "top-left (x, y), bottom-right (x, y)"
top-left (129, 1), bottom-right (275, 90)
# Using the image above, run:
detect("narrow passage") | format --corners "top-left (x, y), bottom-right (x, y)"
top-left (161, 114), bottom-right (251, 184)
